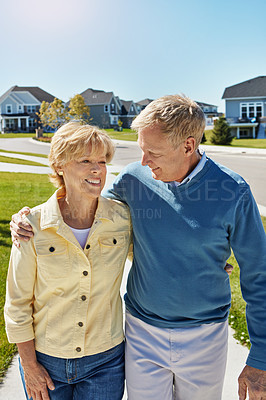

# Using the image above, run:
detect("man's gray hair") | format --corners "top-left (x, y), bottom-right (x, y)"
top-left (131, 94), bottom-right (206, 148)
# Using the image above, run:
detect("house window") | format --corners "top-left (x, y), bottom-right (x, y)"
top-left (18, 105), bottom-right (23, 113)
top-left (241, 104), bottom-right (247, 118)
top-left (29, 118), bottom-right (36, 128)
top-left (257, 105), bottom-right (262, 118)
top-left (240, 102), bottom-right (263, 119)
top-left (6, 105), bottom-right (12, 114)
top-left (111, 116), bottom-right (118, 124)
top-left (6, 119), bottom-right (15, 129)
top-left (27, 105), bottom-right (36, 113)
top-left (240, 129), bottom-right (250, 138)
top-left (249, 104), bottom-right (255, 118)
top-left (104, 105), bottom-right (109, 113)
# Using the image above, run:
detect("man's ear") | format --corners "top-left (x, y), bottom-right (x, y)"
top-left (184, 136), bottom-right (196, 156)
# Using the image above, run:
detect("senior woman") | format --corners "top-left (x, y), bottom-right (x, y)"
top-left (4, 122), bottom-right (131, 400)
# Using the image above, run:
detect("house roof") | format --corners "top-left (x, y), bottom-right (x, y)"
top-left (222, 76), bottom-right (266, 99)
top-left (196, 101), bottom-right (217, 108)
top-left (137, 98), bottom-right (153, 106)
top-left (80, 88), bottom-right (114, 105)
top-left (0, 85), bottom-right (57, 104)
top-left (120, 100), bottom-right (133, 114)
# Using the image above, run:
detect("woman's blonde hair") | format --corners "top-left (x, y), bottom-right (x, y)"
top-left (131, 94), bottom-right (206, 148)
top-left (48, 121), bottom-right (115, 188)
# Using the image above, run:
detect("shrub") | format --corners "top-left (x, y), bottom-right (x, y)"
top-left (211, 117), bottom-right (233, 145)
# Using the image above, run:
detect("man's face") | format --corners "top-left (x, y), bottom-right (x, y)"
top-left (137, 124), bottom-right (188, 182)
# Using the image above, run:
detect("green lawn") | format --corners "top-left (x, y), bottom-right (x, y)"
top-left (0, 172), bottom-right (55, 382)
top-left (228, 215), bottom-right (266, 348)
top-left (0, 133), bottom-right (53, 138)
top-left (0, 133), bottom-right (35, 138)
top-left (230, 138), bottom-right (266, 148)
top-left (108, 129), bottom-right (266, 148)
top-left (203, 130), bottom-right (266, 148)
top-left (1, 130), bottom-right (266, 148)
top-left (0, 155), bottom-right (47, 167)
top-left (0, 149), bottom-right (48, 158)
top-left (104, 129), bottom-right (138, 141)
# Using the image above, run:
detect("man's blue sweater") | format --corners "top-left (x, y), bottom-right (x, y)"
top-left (104, 158), bottom-right (266, 370)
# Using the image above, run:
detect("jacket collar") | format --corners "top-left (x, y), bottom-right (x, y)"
top-left (40, 189), bottom-right (115, 230)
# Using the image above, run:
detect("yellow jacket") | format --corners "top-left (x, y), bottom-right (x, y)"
top-left (4, 190), bottom-right (131, 359)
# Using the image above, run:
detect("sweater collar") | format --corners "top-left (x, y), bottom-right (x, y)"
top-left (168, 151), bottom-right (207, 188)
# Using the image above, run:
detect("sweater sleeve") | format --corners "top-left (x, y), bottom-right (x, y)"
top-left (103, 171), bottom-right (128, 203)
top-left (105, 178), bottom-right (134, 261)
top-left (229, 185), bottom-right (266, 370)
top-left (4, 237), bottom-right (37, 344)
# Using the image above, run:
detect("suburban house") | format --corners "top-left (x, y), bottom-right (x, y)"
top-left (77, 88), bottom-right (142, 129)
top-left (0, 86), bottom-right (57, 133)
top-left (196, 101), bottom-right (220, 125)
top-left (120, 100), bottom-right (139, 128)
top-left (136, 98), bottom-right (220, 125)
top-left (222, 76), bottom-right (266, 139)
top-left (136, 98), bottom-right (153, 112)
top-left (79, 88), bottom-right (121, 128)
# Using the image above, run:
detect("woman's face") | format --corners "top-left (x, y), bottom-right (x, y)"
top-left (59, 147), bottom-right (107, 200)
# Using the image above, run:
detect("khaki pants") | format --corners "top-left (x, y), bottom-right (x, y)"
top-left (125, 312), bottom-right (228, 400)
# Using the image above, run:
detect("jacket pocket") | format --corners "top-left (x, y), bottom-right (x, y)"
top-left (99, 233), bottom-right (129, 269)
top-left (36, 239), bottom-right (70, 280)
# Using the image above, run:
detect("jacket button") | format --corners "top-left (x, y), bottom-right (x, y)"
top-left (49, 246), bottom-right (55, 252)
top-left (113, 239), bottom-right (117, 244)
top-left (78, 322), bottom-right (83, 327)
top-left (81, 295), bottom-right (86, 301)
top-left (83, 271), bottom-right (88, 276)
top-left (76, 347), bottom-right (81, 352)
top-left (86, 244), bottom-right (90, 249)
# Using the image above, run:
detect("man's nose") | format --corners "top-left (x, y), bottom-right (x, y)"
top-left (141, 152), bottom-right (149, 166)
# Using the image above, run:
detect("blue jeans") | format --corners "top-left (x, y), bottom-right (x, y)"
top-left (19, 342), bottom-right (125, 400)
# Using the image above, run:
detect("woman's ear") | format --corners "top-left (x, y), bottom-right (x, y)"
top-left (56, 167), bottom-right (64, 176)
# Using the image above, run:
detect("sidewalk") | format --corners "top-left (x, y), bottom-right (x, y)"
top-left (0, 145), bottom-right (257, 398)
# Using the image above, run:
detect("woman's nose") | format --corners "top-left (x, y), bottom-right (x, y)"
top-left (91, 163), bottom-right (101, 173)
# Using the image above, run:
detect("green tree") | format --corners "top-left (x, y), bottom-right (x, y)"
top-left (68, 94), bottom-right (90, 123)
top-left (37, 101), bottom-right (50, 128)
top-left (38, 98), bottom-right (67, 130)
top-left (201, 132), bottom-right (207, 143)
top-left (210, 117), bottom-right (233, 145)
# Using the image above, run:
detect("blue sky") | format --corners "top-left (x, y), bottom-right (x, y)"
top-left (1, 0), bottom-right (265, 112)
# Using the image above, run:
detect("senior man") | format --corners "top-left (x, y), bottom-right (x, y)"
top-left (11, 95), bottom-right (266, 400)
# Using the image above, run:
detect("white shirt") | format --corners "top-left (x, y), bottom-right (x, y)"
top-left (69, 226), bottom-right (91, 249)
